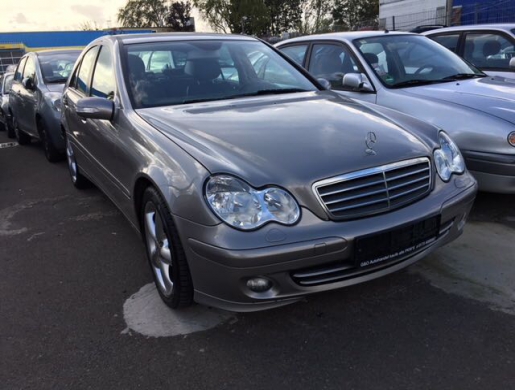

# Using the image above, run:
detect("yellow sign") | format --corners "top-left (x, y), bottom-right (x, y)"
top-left (0, 43), bottom-right (24, 50)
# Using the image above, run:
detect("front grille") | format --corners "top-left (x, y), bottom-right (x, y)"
top-left (313, 158), bottom-right (432, 220)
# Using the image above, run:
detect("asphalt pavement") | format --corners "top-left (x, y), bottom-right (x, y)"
top-left (1, 131), bottom-right (514, 390)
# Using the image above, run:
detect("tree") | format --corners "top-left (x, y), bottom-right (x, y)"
top-left (167, 1), bottom-right (194, 31)
top-left (264, 0), bottom-right (303, 36)
top-left (298, 0), bottom-right (334, 35)
top-left (118, 0), bottom-right (169, 27)
top-left (193, 0), bottom-right (269, 35)
top-left (79, 21), bottom-right (101, 31)
top-left (332, 0), bottom-right (379, 31)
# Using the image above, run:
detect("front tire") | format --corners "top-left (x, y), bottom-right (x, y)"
top-left (141, 187), bottom-right (193, 309)
top-left (38, 118), bottom-right (63, 162)
top-left (66, 136), bottom-right (91, 189)
top-left (13, 117), bottom-right (31, 145)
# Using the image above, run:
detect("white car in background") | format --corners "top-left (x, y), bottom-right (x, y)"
top-left (277, 31), bottom-right (515, 194)
top-left (423, 24), bottom-right (515, 79)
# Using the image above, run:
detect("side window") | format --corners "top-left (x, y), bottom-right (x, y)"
top-left (308, 43), bottom-right (359, 90)
top-left (91, 45), bottom-right (116, 100)
top-left (76, 46), bottom-right (100, 95)
top-left (15, 57), bottom-right (27, 81)
top-left (22, 57), bottom-right (36, 80)
top-left (430, 34), bottom-right (460, 53)
top-left (280, 45), bottom-right (308, 66)
top-left (464, 32), bottom-right (515, 70)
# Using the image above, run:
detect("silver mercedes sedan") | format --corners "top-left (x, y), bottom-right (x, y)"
top-left (61, 33), bottom-right (477, 312)
top-left (277, 31), bottom-right (515, 194)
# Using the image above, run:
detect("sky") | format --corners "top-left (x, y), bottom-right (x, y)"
top-left (0, 0), bottom-right (211, 32)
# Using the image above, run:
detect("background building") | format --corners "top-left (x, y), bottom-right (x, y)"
top-left (379, 0), bottom-right (515, 31)
top-left (0, 29), bottom-right (155, 74)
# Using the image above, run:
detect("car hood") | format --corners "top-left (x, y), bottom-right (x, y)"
top-left (401, 76), bottom-right (515, 125)
top-left (45, 83), bottom-right (65, 93)
top-left (137, 92), bottom-right (432, 188)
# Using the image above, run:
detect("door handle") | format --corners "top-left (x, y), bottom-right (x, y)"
top-left (80, 118), bottom-right (87, 124)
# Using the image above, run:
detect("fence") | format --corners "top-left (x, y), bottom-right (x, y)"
top-left (380, 1), bottom-right (515, 31)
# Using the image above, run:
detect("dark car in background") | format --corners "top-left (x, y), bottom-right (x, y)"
top-left (9, 49), bottom-right (80, 161)
top-left (0, 71), bottom-right (14, 137)
top-left (60, 33), bottom-right (476, 312)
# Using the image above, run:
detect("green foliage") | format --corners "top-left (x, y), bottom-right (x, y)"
top-left (264, 0), bottom-right (303, 36)
top-left (118, 0), bottom-right (194, 29)
top-left (332, 0), bottom-right (379, 31)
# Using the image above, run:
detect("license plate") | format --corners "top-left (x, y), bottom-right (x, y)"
top-left (355, 215), bottom-right (440, 268)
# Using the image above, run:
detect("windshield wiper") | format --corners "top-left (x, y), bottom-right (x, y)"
top-left (441, 73), bottom-right (485, 81)
top-left (391, 79), bottom-right (442, 88)
top-left (230, 88), bottom-right (311, 98)
top-left (181, 88), bottom-right (311, 105)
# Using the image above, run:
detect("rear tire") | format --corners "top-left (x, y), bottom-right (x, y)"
top-left (38, 119), bottom-right (64, 162)
top-left (13, 117), bottom-right (31, 145)
top-left (6, 116), bottom-right (15, 138)
top-left (65, 136), bottom-right (91, 189)
top-left (141, 186), bottom-right (194, 309)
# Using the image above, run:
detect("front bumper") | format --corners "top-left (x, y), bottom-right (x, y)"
top-left (175, 173), bottom-right (477, 312)
top-left (463, 150), bottom-right (515, 194)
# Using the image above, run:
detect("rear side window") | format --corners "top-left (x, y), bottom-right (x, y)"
top-left (430, 34), bottom-right (460, 53)
top-left (280, 45), bottom-right (308, 66)
top-left (91, 45), bottom-right (116, 99)
top-left (76, 46), bottom-right (100, 95)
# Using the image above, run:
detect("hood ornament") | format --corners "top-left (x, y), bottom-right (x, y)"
top-left (365, 132), bottom-right (377, 155)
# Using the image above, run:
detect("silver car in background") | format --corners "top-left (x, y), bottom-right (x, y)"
top-left (61, 33), bottom-right (476, 312)
top-left (423, 24), bottom-right (515, 79)
top-left (9, 49), bottom-right (80, 161)
top-left (0, 71), bottom-right (14, 138)
top-left (277, 32), bottom-right (515, 193)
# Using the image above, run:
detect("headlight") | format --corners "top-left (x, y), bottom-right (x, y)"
top-left (433, 131), bottom-right (465, 182)
top-left (205, 175), bottom-right (300, 230)
top-left (508, 131), bottom-right (515, 147)
top-left (45, 92), bottom-right (62, 112)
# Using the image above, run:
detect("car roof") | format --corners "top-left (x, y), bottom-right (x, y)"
top-left (422, 24), bottom-right (515, 35)
top-left (35, 49), bottom-right (82, 56)
top-left (104, 32), bottom-right (258, 45)
top-left (277, 30), bottom-right (417, 45)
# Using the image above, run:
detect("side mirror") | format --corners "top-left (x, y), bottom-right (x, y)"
top-left (22, 77), bottom-right (35, 91)
top-left (317, 78), bottom-right (332, 90)
top-left (342, 73), bottom-right (374, 92)
top-left (510, 57), bottom-right (515, 69)
top-left (76, 97), bottom-right (114, 121)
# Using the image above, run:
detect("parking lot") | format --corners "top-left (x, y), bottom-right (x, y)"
top-left (1, 130), bottom-right (514, 389)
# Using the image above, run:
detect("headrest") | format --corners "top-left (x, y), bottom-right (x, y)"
top-left (483, 40), bottom-right (501, 57)
top-left (128, 54), bottom-right (145, 78)
top-left (40, 62), bottom-right (54, 78)
top-left (363, 52), bottom-right (379, 65)
top-left (184, 58), bottom-right (221, 81)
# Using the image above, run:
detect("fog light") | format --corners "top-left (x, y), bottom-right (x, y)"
top-left (246, 277), bottom-right (272, 292)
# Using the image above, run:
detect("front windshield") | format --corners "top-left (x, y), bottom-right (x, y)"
top-left (38, 52), bottom-right (80, 84)
top-left (124, 40), bottom-right (318, 108)
top-left (353, 35), bottom-right (484, 88)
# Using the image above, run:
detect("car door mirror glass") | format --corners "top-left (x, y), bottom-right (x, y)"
top-left (342, 73), bottom-right (374, 92)
top-left (317, 78), bottom-right (332, 90)
top-left (76, 97), bottom-right (114, 121)
top-left (510, 57), bottom-right (515, 69)
top-left (22, 77), bottom-right (35, 91)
